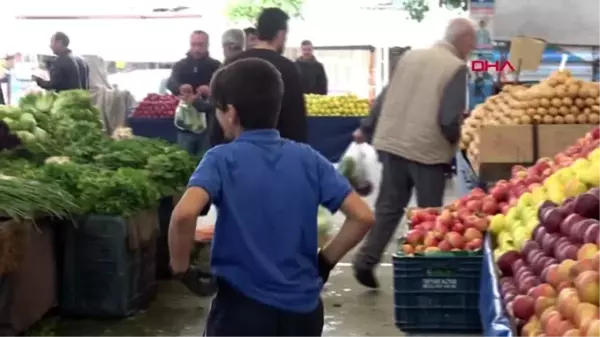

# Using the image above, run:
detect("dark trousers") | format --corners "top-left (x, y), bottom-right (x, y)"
top-left (354, 152), bottom-right (447, 270)
top-left (178, 130), bottom-right (206, 157)
top-left (205, 280), bottom-right (324, 336)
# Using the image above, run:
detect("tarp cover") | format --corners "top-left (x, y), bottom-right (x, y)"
top-left (84, 55), bottom-right (135, 134)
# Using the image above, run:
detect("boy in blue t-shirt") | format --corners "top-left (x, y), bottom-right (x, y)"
top-left (168, 57), bottom-right (375, 336)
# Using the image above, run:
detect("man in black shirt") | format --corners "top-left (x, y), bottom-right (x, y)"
top-left (209, 8), bottom-right (307, 146)
top-left (296, 40), bottom-right (328, 95)
top-left (167, 30), bottom-right (221, 96)
top-left (33, 32), bottom-right (89, 92)
top-left (243, 27), bottom-right (259, 49)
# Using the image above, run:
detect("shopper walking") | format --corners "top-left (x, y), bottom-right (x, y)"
top-left (352, 18), bottom-right (476, 289)
top-left (296, 40), bottom-right (328, 95)
top-left (33, 32), bottom-right (89, 92)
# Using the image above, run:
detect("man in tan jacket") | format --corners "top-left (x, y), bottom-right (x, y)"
top-left (352, 18), bottom-right (476, 288)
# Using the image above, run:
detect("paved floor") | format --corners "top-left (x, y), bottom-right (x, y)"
top-left (41, 148), bottom-right (462, 336)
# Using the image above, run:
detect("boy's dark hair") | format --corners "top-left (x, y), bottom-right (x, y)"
top-left (210, 58), bottom-right (283, 130)
top-left (256, 8), bottom-right (289, 41)
top-left (192, 30), bottom-right (209, 42)
top-left (244, 27), bottom-right (257, 36)
top-left (301, 40), bottom-right (312, 46)
top-left (53, 32), bottom-right (70, 47)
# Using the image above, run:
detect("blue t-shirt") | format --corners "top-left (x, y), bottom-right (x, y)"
top-left (188, 129), bottom-right (351, 313)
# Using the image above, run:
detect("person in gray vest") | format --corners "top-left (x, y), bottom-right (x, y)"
top-left (352, 18), bottom-right (476, 289)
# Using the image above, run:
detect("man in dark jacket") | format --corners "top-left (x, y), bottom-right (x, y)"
top-left (168, 30), bottom-right (221, 155)
top-left (295, 40), bottom-right (327, 95)
top-left (167, 30), bottom-right (221, 97)
top-left (33, 32), bottom-right (89, 92)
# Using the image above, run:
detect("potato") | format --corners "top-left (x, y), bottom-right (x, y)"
top-left (548, 107), bottom-right (559, 116)
top-left (569, 106), bottom-right (581, 115)
top-left (567, 85), bottom-right (580, 98)
top-left (555, 86), bottom-right (567, 98)
top-left (562, 97), bottom-right (573, 106)
top-left (559, 106), bottom-right (570, 116)
top-left (589, 113), bottom-right (600, 124)
top-left (592, 105), bottom-right (600, 113)
top-left (565, 78), bottom-right (579, 87)
top-left (585, 98), bottom-right (596, 106)
top-left (539, 97), bottom-right (550, 108)
top-left (597, 97), bottom-right (600, 104)
top-left (551, 98), bottom-right (563, 108)
top-left (519, 115), bottom-right (532, 124)
top-left (526, 108), bottom-right (536, 115)
top-left (532, 115), bottom-right (542, 123)
top-left (546, 77), bottom-right (559, 87)
top-left (553, 115), bottom-right (565, 124)
top-left (575, 98), bottom-right (586, 108)
top-left (578, 87), bottom-right (590, 98)
top-left (576, 114), bottom-right (588, 124)
top-left (530, 98), bottom-right (540, 108)
top-left (564, 114), bottom-right (576, 124)
top-left (542, 115), bottom-right (554, 124)
top-left (584, 107), bottom-right (592, 114)
top-left (536, 107), bottom-right (547, 115)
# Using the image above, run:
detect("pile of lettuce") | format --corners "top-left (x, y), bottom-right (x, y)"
top-left (0, 90), bottom-right (199, 218)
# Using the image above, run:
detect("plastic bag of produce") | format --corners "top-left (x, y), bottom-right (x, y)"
top-left (339, 143), bottom-right (374, 196)
top-left (317, 207), bottom-right (333, 248)
top-left (174, 101), bottom-right (206, 134)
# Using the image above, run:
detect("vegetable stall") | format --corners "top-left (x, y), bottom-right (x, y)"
top-left (0, 90), bottom-right (198, 332)
top-left (127, 93), bottom-right (370, 162)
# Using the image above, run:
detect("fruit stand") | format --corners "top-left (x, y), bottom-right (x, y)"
top-left (396, 70), bottom-right (600, 336)
top-left (127, 93), bottom-right (370, 162)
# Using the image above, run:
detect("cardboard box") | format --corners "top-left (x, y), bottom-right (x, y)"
top-left (479, 125), bottom-right (535, 163)
top-left (537, 124), bottom-right (597, 158)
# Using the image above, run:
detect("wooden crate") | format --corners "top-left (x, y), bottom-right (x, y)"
top-left (537, 124), bottom-right (597, 158)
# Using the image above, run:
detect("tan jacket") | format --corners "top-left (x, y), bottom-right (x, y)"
top-left (373, 42), bottom-right (465, 165)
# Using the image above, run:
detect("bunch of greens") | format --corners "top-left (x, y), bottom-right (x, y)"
top-left (0, 173), bottom-right (79, 221)
top-left (146, 148), bottom-right (199, 196)
top-left (92, 137), bottom-right (170, 170)
top-left (32, 162), bottom-right (160, 217)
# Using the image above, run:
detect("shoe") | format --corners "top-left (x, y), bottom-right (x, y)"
top-left (353, 267), bottom-right (379, 289)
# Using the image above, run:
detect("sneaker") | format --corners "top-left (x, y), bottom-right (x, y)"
top-left (353, 267), bottom-right (379, 289)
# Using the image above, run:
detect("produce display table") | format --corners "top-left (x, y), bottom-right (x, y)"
top-left (479, 235), bottom-right (515, 337)
top-left (128, 116), bottom-right (362, 163)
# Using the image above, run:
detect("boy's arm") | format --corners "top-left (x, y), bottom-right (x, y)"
top-left (168, 150), bottom-right (222, 274)
top-left (315, 151), bottom-right (375, 268)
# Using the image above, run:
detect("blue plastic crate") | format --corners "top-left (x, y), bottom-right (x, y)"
top-left (393, 253), bottom-right (483, 334)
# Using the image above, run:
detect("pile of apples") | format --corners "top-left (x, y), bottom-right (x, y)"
top-left (490, 144), bottom-right (600, 259)
top-left (401, 190), bottom-right (492, 254)
top-left (495, 188), bottom-right (599, 337)
top-left (131, 93), bottom-right (179, 118)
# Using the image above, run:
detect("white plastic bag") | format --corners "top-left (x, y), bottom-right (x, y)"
top-left (339, 143), bottom-right (375, 196)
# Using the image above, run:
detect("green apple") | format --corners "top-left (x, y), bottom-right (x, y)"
top-left (489, 214), bottom-right (506, 235)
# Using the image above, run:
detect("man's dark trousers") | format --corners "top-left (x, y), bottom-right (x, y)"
top-left (204, 279), bottom-right (324, 336)
top-left (354, 151), bottom-right (447, 270)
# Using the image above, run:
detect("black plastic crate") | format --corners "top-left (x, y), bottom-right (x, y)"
top-left (393, 253), bottom-right (483, 334)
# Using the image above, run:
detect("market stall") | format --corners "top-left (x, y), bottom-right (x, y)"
top-left (127, 93), bottom-right (369, 162)
top-left (401, 69), bottom-right (599, 336)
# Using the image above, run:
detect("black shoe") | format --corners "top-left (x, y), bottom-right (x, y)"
top-left (353, 267), bottom-right (379, 289)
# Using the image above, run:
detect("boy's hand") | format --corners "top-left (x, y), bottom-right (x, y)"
top-left (317, 250), bottom-right (335, 283)
top-left (175, 266), bottom-right (217, 297)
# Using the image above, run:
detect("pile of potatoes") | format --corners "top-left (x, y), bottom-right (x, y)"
top-left (460, 70), bottom-right (600, 165)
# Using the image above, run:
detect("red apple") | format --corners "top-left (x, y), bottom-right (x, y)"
top-left (466, 199), bottom-right (483, 212)
top-left (406, 229), bottom-right (425, 246)
top-left (466, 237), bottom-right (483, 250)
top-left (445, 231), bottom-right (465, 249)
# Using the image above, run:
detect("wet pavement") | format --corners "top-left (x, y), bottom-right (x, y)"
top-left (42, 149), bottom-right (462, 336)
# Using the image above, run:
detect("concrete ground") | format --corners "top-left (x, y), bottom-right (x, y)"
top-left (40, 148), bottom-right (462, 336)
